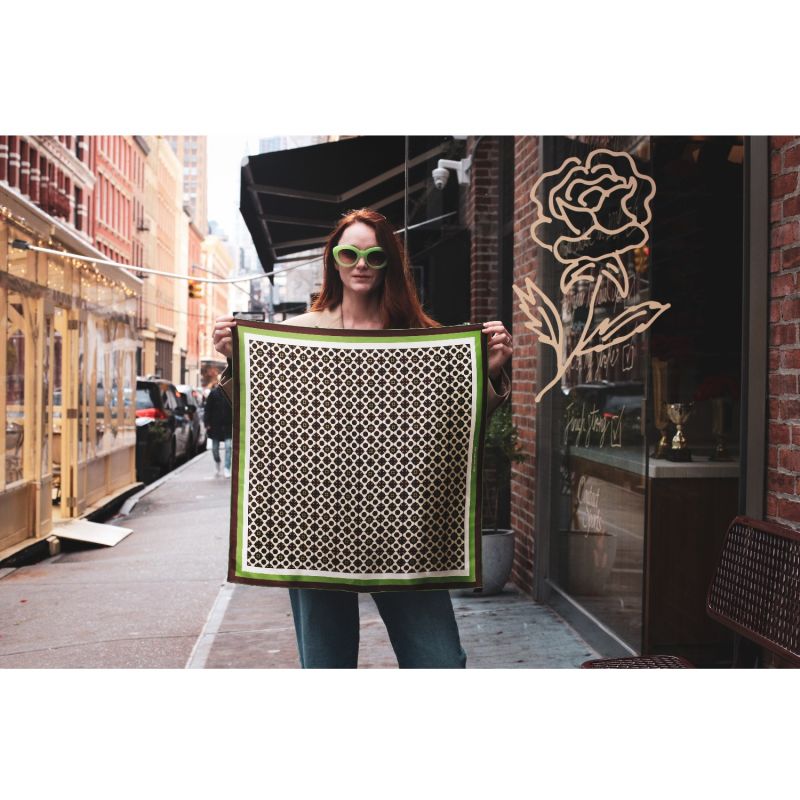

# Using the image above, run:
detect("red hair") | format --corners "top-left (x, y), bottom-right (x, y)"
top-left (310, 208), bottom-right (441, 329)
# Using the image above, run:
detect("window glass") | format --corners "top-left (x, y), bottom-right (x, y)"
top-left (136, 387), bottom-right (155, 409)
top-left (110, 350), bottom-right (119, 443)
top-left (539, 136), bottom-right (653, 651)
top-left (94, 319), bottom-right (109, 454)
top-left (53, 308), bottom-right (67, 469)
top-left (121, 349), bottom-right (135, 446)
top-left (41, 313), bottom-right (52, 477)
top-left (6, 292), bottom-right (27, 484)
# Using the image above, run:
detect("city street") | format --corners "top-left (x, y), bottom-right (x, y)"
top-left (0, 451), bottom-right (598, 669)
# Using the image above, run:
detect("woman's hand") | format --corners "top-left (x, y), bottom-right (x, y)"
top-left (213, 315), bottom-right (238, 359)
top-left (482, 320), bottom-right (513, 380)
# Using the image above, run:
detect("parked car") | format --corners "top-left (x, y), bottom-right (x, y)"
top-left (135, 377), bottom-right (193, 482)
top-left (176, 384), bottom-right (207, 455)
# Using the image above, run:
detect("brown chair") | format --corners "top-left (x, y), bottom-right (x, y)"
top-left (581, 515), bottom-right (800, 669)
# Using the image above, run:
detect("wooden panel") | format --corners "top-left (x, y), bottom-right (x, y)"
top-left (37, 477), bottom-right (53, 537)
top-left (107, 445), bottom-right (135, 493)
top-left (644, 476), bottom-right (738, 665)
top-left (0, 483), bottom-right (33, 552)
top-left (84, 456), bottom-right (107, 507)
top-left (83, 446), bottom-right (136, 509)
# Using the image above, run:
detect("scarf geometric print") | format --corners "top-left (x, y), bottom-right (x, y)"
top-left (229, 321), bottom-right (488, 591)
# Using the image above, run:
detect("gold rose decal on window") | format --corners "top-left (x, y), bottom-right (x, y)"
top-left (513, 148), bottom-right (671, 402)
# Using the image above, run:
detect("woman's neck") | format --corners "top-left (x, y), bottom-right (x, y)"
top-left (339, 290), bottom-right (383, 329)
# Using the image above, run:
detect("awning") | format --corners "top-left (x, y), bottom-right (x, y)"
top-left (239, 135), bottom-right (464, 272)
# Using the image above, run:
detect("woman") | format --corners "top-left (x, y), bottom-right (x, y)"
top-left (213, 208), bottom-right (513, 668)
top-left (203, 384), bottom-right (233, 478)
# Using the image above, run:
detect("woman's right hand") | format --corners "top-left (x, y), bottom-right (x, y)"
top-left (213, 315), bottom-right (237, 359)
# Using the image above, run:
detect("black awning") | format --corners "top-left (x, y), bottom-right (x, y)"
top-left (239, 135), bottom-right (463, 272)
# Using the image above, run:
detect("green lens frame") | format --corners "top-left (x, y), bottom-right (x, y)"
top-left (332, 244), bottom-right (388, 269)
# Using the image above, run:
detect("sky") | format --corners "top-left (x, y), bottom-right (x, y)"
top-left (206, 135), bottom-right (261, 249)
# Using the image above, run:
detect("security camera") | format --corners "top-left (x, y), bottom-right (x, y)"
top-left (432, 166), bottom-right (450, 190)
top-left (432, 157), bottom-right (473, 190)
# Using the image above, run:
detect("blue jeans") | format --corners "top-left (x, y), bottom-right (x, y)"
top-left (211, 437), bottom-right (232, 470)
top-left (288, 587), bottom-right (467, 669)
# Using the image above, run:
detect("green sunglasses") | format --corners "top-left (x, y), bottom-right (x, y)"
top-left (332, 244), bottom-right (388, 269)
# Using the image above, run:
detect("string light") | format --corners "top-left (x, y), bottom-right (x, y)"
top-left (2, 203), bottom-right (305, 308)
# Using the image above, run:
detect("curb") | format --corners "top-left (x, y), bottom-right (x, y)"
top-left (115, 449), bottom-right (210, 519)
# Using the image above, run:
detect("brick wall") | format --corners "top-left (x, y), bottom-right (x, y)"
top-left (467, 136), bottom-right (501, 322)
top-left (768, 136), bottom-right (800, 528)
top-left (509, 136), bottom-right (540, 592)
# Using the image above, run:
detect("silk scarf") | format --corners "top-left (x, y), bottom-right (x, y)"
top-left (229, 321), bottom-right (487, 591)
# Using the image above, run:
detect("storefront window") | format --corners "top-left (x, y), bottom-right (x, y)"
top-left (537, 137), bottom-right (654, 651)
top-left (104, 322), bottom-right (139, 451)
top-left (535, 135), bottom-right (745, 656)
top-left (52, 308), bottom-right (66, 486)
top-left (122, 349), bottom-right (135, 447)
top-left (5, 292), bottom-right (28, 485)
top-left (77, 317), bottom-right (86, 463)
top-left (109, 328), bottom-right (120, 444)
top-left (93, 317), bottom-right (110, 455)
top-left (41, 312), bottom-right (52, 478)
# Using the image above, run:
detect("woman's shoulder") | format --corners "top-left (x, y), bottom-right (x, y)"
top-left (277, 307), bottom-right (340, 328)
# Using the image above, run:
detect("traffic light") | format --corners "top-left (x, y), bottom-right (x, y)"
top-left (188, 279), bottom-right (204, 300)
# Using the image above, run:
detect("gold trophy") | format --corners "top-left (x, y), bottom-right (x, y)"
top-left (665, 403), bottom-right (694, 462)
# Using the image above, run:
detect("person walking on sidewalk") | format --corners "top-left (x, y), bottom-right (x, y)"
top-left (204, 384), bottom-right (233, 478)
top-left (212, 208), bottom-right (513, 668)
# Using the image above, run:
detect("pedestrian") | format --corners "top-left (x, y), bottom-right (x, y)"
top-left (212, 208), bottom-right (513, 668)
top-left (204, 384), bottom-right (232, 478)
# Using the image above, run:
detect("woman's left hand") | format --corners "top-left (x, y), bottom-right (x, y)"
top-left (482, 320), bottom-right (513, 380)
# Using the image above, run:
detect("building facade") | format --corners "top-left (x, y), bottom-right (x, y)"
top-left (459, 135), bottom-right (789, 665)
top-left (1, 136), bottom-right (141, 558)
top-left (186, 219), bottom-right (204, 387)
top-left (166, 136), bottom-right (208, 236)
top-left (94, 136), bottom-right (139, 266)
top-left (199, 234), bottom-right (233, 387)
top-left (136, 136), bottom-right (185, 383)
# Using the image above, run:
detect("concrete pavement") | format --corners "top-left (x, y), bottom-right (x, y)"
top-left (0, 451), bottom-right (598, 668)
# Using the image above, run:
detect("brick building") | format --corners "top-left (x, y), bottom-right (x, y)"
top-left (463, 135), bottom-right (784, 665)
top-left (93, 136), bottom-right (140, 266)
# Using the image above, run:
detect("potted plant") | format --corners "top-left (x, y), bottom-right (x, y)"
top-left (467, 403), bottom-right (527, 595)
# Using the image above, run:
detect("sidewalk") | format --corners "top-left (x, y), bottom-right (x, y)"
top-left (0, 452), bottom-right (598, 668)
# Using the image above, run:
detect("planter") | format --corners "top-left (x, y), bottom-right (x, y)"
top-left (462, 529), bottom-right (515, 596)
top-left (561, 529), bottom-right (617, 596)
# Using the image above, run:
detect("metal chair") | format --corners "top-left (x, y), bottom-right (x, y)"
top-left (581, 515), bottom-right (800, 668)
